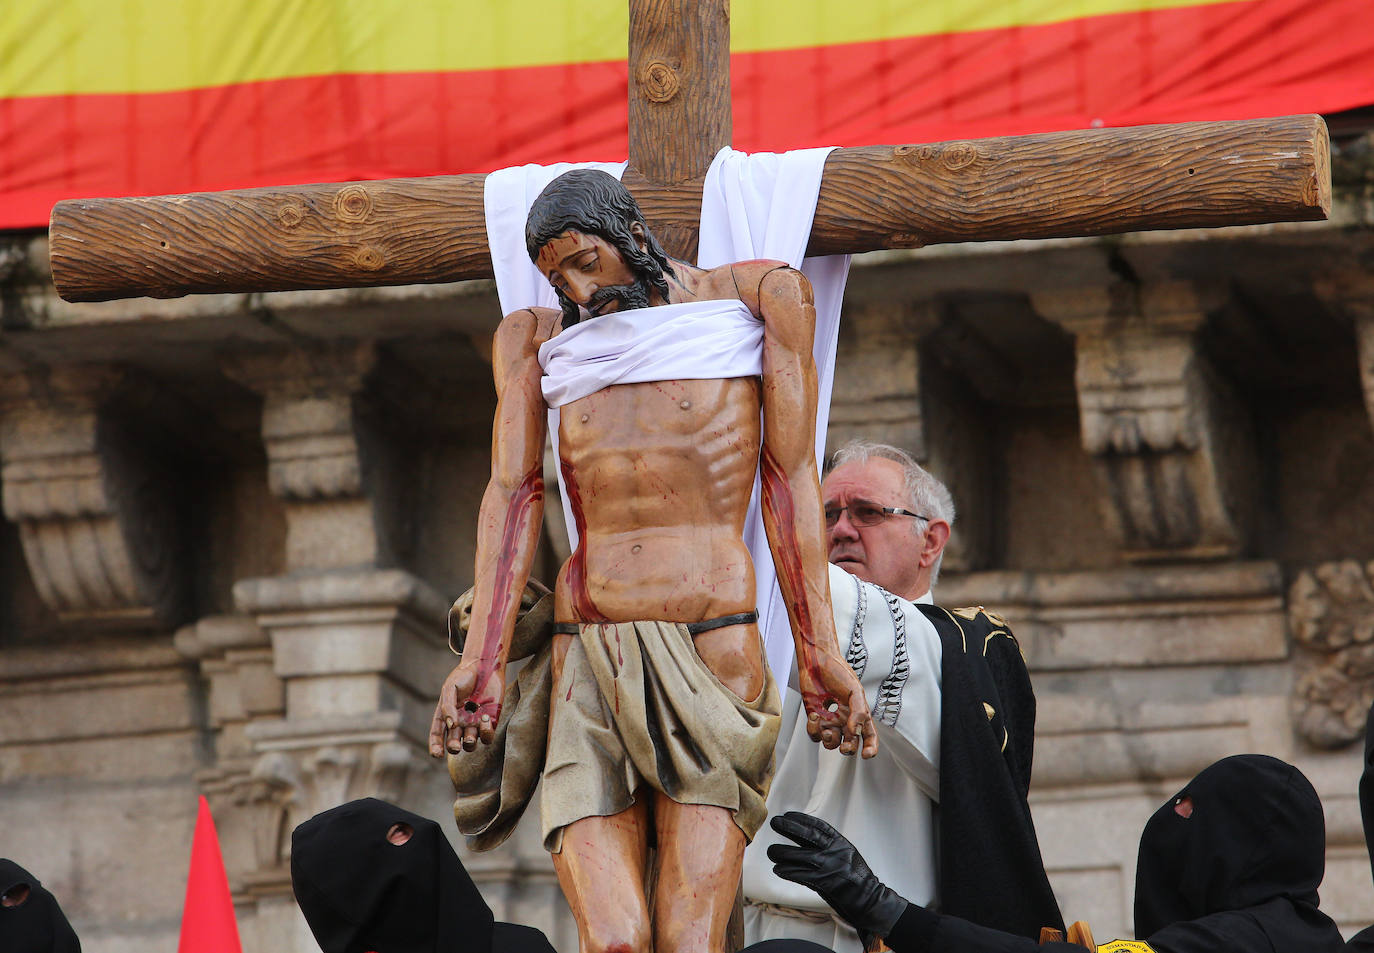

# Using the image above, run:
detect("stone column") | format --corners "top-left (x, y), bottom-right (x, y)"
top-left (205, 339), bottom-right (573, 950)
top-left (1035, 281), bottom-right (1258, 562)
top-left (210, 342), bottom-right (456, 949)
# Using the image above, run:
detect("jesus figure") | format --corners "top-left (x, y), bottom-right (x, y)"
top-left (429, 168), bottom-right (875, 953)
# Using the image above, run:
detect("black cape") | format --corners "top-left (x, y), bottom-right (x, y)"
top-left (0, 859), bottom-right (81, 953)
top-left (1345, 700), bottom-right (1374, 952)
top-left (915, 604), bottom-right (1064, 939)
top-left (291, 798), bottom-right (555, 953)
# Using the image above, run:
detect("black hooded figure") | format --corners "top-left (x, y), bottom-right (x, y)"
top-left (291, 798), bottom-right (555, 953)
top-left (0, 860), bottom-right (81, 953)
top-left (1130, 754), bottom-right (1344, 953)
top-left (769, 754), bottom-right (1345, 953)
top-left (1339, 699), bottom-right (1374, 952)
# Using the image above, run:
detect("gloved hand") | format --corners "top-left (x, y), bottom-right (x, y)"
top-left (766, 811), bottom-right (910, 940)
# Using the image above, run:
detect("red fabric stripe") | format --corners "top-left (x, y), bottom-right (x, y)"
top-left (733, 0), bottom-right (1374, 150)
top-left (0, 61), bottom-right (630, 229)
top-left (2, 0), bottom-right (1371, 230)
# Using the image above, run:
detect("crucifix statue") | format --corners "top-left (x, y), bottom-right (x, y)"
top-left (432, 163), bottom-right (876, 953)
top-left (47, 3), bottom-right (1329, 953)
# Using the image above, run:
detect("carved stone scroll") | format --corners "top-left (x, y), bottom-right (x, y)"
top-left (0, 367), bottom-right (189, 628)
top-left (1290, 560), bottom-right (1374, 749)
top-left (1036, 282), bottom-right (1258, 562)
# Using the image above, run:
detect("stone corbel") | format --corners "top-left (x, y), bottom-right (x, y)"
top-left (0, 366), bottom-right (190, 628)
top-left (232, 567), bottom-right (450, 731)
top-left (220, 342), bottom-right (419, 573)
top-left (1289, 560), bottom-right (1374, 749)
top-left (1034, 281), bottom-right (1257, 561)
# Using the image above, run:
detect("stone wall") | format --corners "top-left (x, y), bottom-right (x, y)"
top-left (2, 154), bottom-right (1374, 948)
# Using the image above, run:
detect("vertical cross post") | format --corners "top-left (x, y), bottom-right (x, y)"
top-left (624, 0), bottom-right (732, 260)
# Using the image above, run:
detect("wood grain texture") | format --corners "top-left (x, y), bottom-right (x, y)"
top-left (624, 0), bottom-right (731, 260)
top-left (807, 114), bottom-right (1331, 256)
top-left (50, 173), bottom-right (491, 301)
top-left (50, 115), bottom-right (1330, 303)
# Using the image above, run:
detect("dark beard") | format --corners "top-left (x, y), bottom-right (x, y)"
top-left (584, 277), bottom-right (653, 317)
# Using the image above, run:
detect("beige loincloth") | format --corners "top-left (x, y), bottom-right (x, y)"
top-left (542, 619), bottom-right (781, 852)
top-left (449, 615), bottom-right (780, 854)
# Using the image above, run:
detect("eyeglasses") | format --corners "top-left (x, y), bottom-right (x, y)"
top-left (824, 502), bottom-right (928, 529)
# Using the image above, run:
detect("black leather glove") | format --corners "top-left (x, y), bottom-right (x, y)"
top-left (766, 811), bottom-right (910, 940)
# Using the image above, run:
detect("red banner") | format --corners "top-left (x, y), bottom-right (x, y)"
top-left (1, 0), bottom-right (1371, 230)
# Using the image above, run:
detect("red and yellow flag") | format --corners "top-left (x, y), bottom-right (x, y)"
top-left (1, 0), bottom-right (1371, 230)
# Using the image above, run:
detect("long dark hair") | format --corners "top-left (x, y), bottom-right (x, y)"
top-left (525, 170), bottom-right (675, 323)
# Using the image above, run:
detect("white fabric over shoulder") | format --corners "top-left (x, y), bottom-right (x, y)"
top-left (538, 300), bottom-right (762, 407)
top-left (483, 159), bottom-right (627, 535)
top-left (483, 160), bottom-right (628, 316)
top-left (700, 147), bottom-right (852, 685)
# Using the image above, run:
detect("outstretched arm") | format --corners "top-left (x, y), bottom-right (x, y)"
top-left (429, 308), bottom-right (549, 757)
top-left (755, 265), bottom-right (877, 759)
top-left (769, 813), bottom-right (1081, 953)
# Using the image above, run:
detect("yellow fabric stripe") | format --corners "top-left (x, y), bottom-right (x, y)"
top-left (2, 0), bottom-right (628, 97)
top-left (731, 0), bottom-right (1253, 53)
top-left (3, 0), bottom-right (1253, 98)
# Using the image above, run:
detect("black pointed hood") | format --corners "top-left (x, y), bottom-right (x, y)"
top-left (1133, 755), bottom-right (1343, 953)
top-left (0, 860), bottom-right (81, 953)
top-left (291, 798), bottom-right (493, 953)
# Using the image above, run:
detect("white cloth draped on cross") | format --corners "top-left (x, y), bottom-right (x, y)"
top-left (482, 147), bottom-right (851, 687)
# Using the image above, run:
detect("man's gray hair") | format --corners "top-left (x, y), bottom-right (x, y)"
top-left (826, 439), bottom-right (956, 584)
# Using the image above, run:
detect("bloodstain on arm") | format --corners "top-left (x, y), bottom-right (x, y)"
top-left (760, 445), bottom-right (830, 712)
top-left (466, 467), bottom-right (544, 711)
top-left (755, 267), bottom-right (875, 754)
top-left (451, 309), bottom-right (551, 729)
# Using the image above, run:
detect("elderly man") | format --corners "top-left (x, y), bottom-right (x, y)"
top-left (743, 440), bottom-right (1061, 951)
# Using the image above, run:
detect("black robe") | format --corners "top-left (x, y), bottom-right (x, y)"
top-left (884, 754), bottom-right (1345, 953)
top-left (0, 859), bottom-right (81, 953)
top-left (291, 798), bottom-right (555, 953)
top-left (915, 604), bottom-right (1063, 939)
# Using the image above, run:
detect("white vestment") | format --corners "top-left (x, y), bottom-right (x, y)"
top-left (742, 564), bottom-right (943, 953)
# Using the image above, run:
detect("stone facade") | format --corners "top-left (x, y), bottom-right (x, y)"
top-left (3, 139), bottom-right (1374, 949)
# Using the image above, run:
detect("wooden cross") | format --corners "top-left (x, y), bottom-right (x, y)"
top-left (48, 0), bottom-right (1330, 303)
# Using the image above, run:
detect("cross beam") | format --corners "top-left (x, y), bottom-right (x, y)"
top-left (47, 0), bottom-right (1329, 303)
